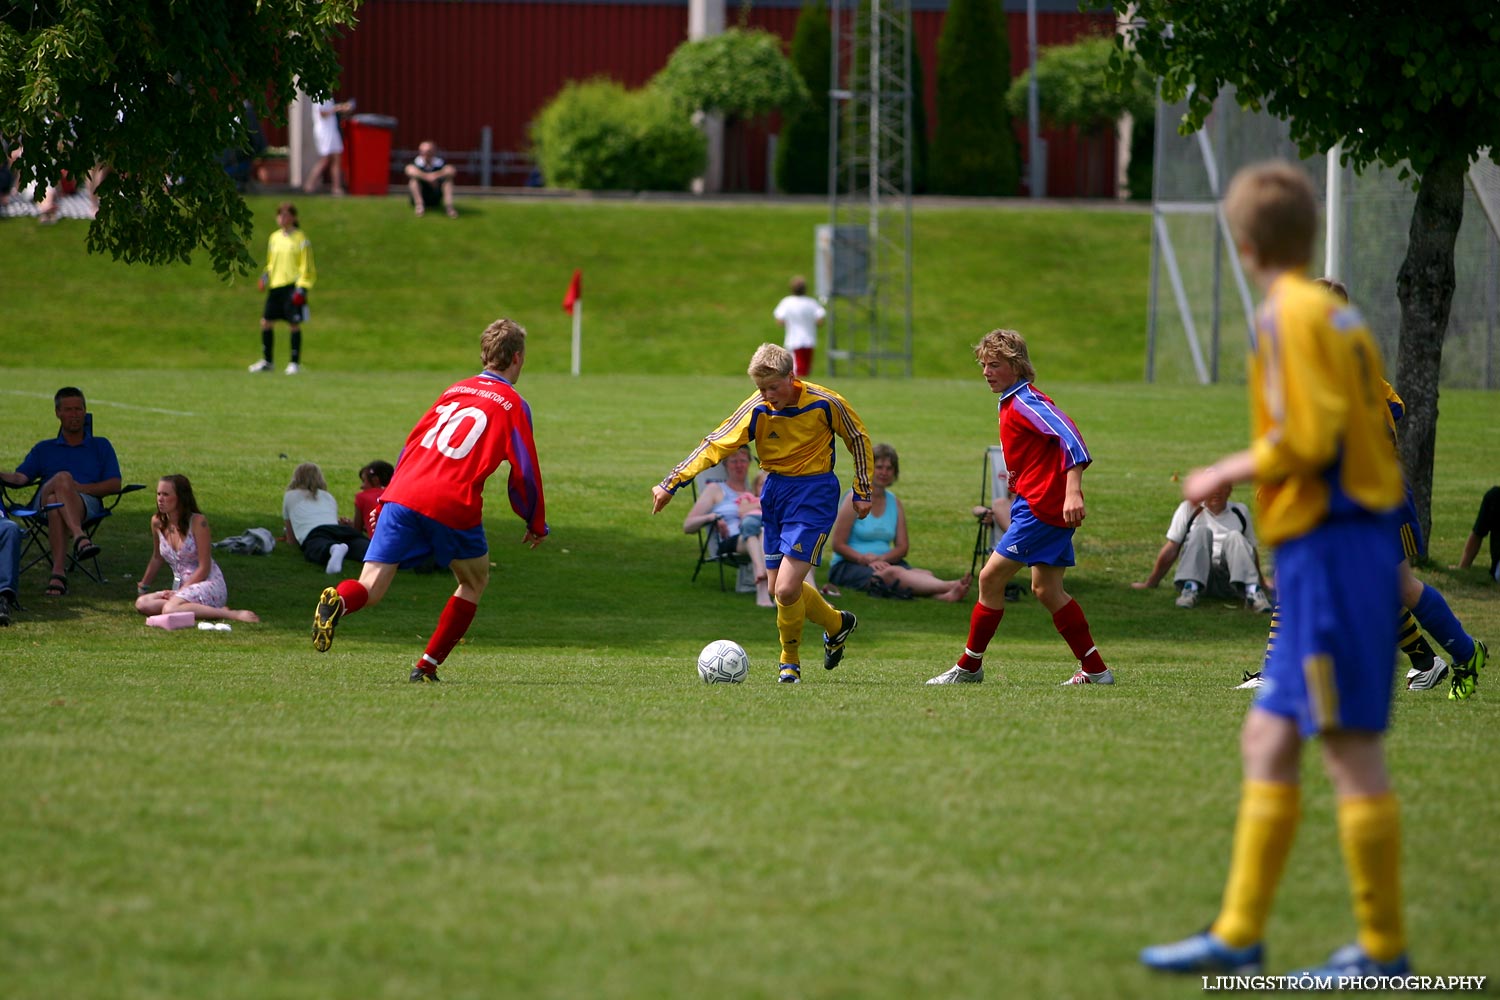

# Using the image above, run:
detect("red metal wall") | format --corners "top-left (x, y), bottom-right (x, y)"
top-left (316, 0), bottom-right (1116, 196)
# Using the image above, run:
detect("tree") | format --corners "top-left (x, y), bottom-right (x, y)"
top-left (1116, 1), bottom-right (1500, 545)
top-left (530, 79), bottom-right (704, 192)
top-left (653, 28), bottom-right (810, 122)
top-left (0, 1), bottom-right (358, 279)
top-left (930, 0), bottom-right (1018, 196)
top-left (1006, 35), bottom-right (1154, 198)
top-left (775, 1), bottom-right (832, 195)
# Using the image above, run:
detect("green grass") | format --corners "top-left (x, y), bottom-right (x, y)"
top-left (2, 363), bottom-right (1497, 999)
top-left (0, 195), bottom-right (1149, 381)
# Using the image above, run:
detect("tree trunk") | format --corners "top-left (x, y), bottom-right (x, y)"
top-left (1394, 150), bottom-right (1466, 556)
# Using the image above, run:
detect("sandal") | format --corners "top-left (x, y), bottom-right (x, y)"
top-left (73, 536), bottom-right (101, 560)
top-left (45, 573), bottom-right (68, 596)
top-left (445, 206), bottom-right (458, 219)
top-left (818, 583), bottom-right (842, 598)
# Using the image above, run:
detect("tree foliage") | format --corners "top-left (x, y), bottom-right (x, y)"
top-left (1115, 0), bottom-right (1500, 543)
top-left (1006, 35), bottom-right (1153, 130)
top-left (0, 1), bottom-right (358, 278)
top-left (774, 1), bottom-right (832, 195)
top-left (930, 0), bottom-right (1017, 196)
top-left (529, 79), bottom-right (705, 192)
top-left (653, 28), bottom-right (810, 122)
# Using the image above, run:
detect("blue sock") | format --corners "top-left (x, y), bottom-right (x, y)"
top-left (1412, 586), bottom-right (1475, 665)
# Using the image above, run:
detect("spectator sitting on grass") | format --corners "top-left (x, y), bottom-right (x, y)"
top-left (404, 141), bottom-right (457, 218)
top-left (354, 460), bottom-right (394, 538)
top-left (282, 462), bottom-right (369, 575)
top-left (1132, 483), bottom-right (1271, 611)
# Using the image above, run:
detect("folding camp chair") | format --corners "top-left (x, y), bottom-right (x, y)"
top-left (0, 479), bottom-right (144, 584)
top-left (688, 464), bottom-right (752, 592)
top-left (969, 445), bottom-right (1024, 600)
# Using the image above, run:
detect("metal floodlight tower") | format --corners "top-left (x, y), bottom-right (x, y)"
top-left (823, 0), bottom-right (914, 377)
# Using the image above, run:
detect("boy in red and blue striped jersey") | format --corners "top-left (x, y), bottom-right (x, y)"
top-left (928, 328), bottom-right (1112, 687)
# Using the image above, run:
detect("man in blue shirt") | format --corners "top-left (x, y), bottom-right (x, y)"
top-left (1, 387), bottom-right (121, 595)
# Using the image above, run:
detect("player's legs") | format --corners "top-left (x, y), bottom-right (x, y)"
top-left (762, 473), bottom-right (842, 682)
top-left (930, 550), bottom-right (1021, 683)
top-left (1032, 563), bottom-right (1111, 682)
top-left (412, 554), bottom-right (490, 681)
top-left (1321, 731), bottom-right (1406, 966)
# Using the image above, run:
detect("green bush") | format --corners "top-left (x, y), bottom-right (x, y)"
top-left (774, 2), bottom-right (832, 194)
top-left (530, 78), bottom-right (705, 192)
top-left (653, 28), bottom-right (810, 120)
top-left (931, 0), bottom-right (1018, 195)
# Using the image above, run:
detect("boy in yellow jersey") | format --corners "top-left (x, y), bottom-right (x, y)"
top-left (653, 343), bottom-right (873, 683)
top-left (1142, 162), bottom-right (1413, 979)
top-left (250, 202), bottom-right (316, 375)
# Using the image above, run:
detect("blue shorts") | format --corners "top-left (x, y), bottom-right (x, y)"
top-left (760, 471), bottom-right (839, 570)
top-left (994, 497), bottom-right (1075, 567)
top-left (1255, 513), bottom-right (1402, 737)
top-left (364, 501), bottom-right (487, 570)
top-left (82, 494), bottom-right (104, 520)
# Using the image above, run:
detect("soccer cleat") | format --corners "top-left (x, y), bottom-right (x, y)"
top-left (926, 664), bottom-right (983, 684)
top-left (1448, 638), bottom-right (1487, 701)
top-left (1236, 670), bottom-right (1265, 690)
top-left (1175, 587), bottom-right (1198, 609)
top-left (409, 666), bottom-right (440, 683)
top-left (1247, 589), bottom-right (1273, 614)
top-left (248, 359), bottom-right (273, 373)
top-left (311, 586), bottom-right (344, 652)
top-left (1141, 931), bottom-right (1264, 974)
top-left (1406, 655), bottom-right (1449, 691)
top-left (778, 664), bottom-right (801, 684)
top-left (1062, 667), bottom-right (1114, 685)
top-left (284, 362), bottom-right (301, 375)
top-left (1289, 943), bottom-right (1411, 980)
top-left (823, 611), bottom-right (857, 670)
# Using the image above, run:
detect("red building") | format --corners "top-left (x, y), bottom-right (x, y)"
top-left (313, 0), bottom-right (1117, 196)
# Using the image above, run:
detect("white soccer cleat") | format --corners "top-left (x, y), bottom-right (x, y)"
top-left (1062, 667), bottom-right (1114, 685)
top-left (284, 362), bottom-right (301, 375)
top-left (248, 359), bottom-right (273, 373)
top-left (926, 664), bottom-right (983, 684)
top-left (1236, 671), bottom-right (1266, 690)
top-left (1406, 656), bottom-right (1449, 691)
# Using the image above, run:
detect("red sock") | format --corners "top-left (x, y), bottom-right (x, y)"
top-left (1052, 598), bottom-right (1107, 674)
top-left (336, 579), bottom-right (369, 615)
top-left (958, 601), bottom-right (1004, 671)
top-left (422, 596), bottom-right (478, 668)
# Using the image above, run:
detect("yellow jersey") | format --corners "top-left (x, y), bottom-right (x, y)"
top-left (661, 379), bottom-right (873, 500)
top-left (264, 227), bottom-right (316, 289)
top-left (1249, 272), bottom-right (1403, 546)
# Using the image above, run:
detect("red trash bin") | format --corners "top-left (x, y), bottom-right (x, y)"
top-left (342, 113), bottom-right (397, 195)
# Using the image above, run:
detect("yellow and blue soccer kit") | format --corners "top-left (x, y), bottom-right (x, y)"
top-left (660, 379), bottom-right (873, 570)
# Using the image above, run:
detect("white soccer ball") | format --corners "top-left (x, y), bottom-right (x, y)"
top-left (697, 639), bottom-right (750, 684)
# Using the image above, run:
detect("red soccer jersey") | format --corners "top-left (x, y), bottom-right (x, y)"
top-left (998, 381), bottom-right (1091, 527)
top-left (379, 371), bottom-right (548, 534)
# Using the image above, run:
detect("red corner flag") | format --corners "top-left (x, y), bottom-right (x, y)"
top-left (562, 269), bottom-right (582, 314)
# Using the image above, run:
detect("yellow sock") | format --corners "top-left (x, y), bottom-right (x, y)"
top-left (1337, 792), bottom-right (1406, 962)
top-left (775, 594), bottom-right (804, 665)
top-left (800, 581), bottom-right (842, 632)
top-left (1211, 780), bottom-right (1301, 948)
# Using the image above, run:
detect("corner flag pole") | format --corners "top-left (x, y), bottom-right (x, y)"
top-left (562, 268), bottom-right (583, 376)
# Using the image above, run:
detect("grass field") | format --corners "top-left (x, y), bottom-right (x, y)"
top-left (0, 194), bottom-right (1150, 381)
top-left (2, 355), bottom-right (1497, 998)
top-left (5, 195), bottom-right (1499, 997)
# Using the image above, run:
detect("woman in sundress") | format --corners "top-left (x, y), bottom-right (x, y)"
top-left (135, 475), bottom-right (259, 623)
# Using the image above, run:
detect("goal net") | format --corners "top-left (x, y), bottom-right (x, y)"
top-left (1146, 88), bottom-right (1499, 390)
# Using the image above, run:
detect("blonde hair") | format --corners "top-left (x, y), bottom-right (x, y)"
top-left (973, 328), bottom-right (1036, 384)
top-left (481, 318), bottom-right (527, 372)
top-left (287, 462), bottom-right (328, 497)
top-left (748, 343), bottom-right (794, 380)
top-left (1223, 161), bottom-right (1317, 269)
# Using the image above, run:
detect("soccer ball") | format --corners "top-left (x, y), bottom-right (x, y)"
top-left (697, 639), bottom-right (750, 684)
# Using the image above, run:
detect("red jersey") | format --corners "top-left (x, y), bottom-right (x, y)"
top-left (354, 486), bottom-right (384, 537)
top-left (998, 381), bottom-right (1091, 527)
top-left (380, 371), bottom-right (548, 534)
